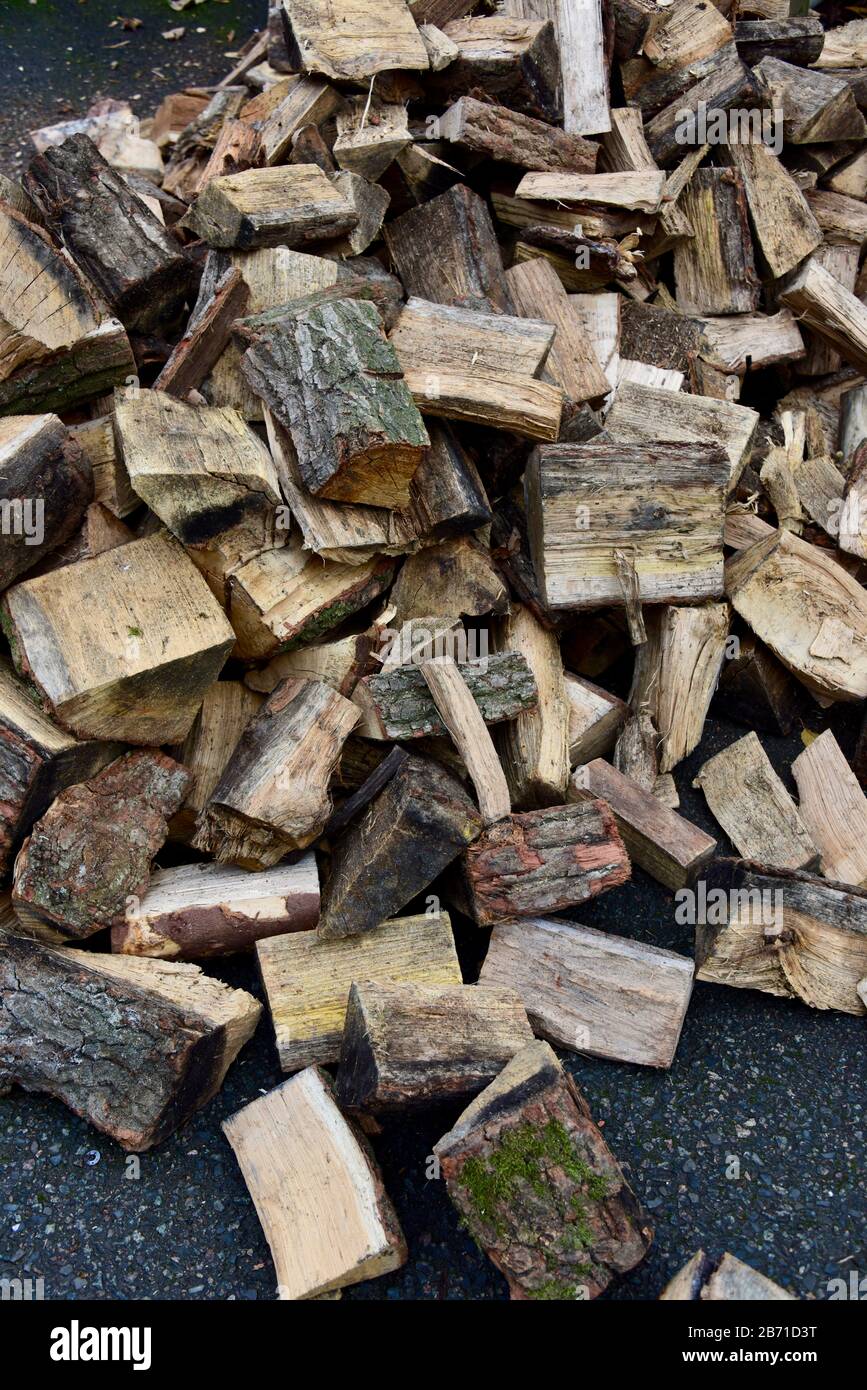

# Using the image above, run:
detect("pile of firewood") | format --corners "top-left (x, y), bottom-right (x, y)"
top-left (2, 0), bottom-right (867, 1301)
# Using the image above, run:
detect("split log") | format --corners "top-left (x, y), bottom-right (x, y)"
top-left (569, 758), bottom-right (716, 889)
top-left (719, 141), bottom-right (822, 279)
top-left (645, 46), bottom-right (754, 165)
top-left (724, 528), bottom-right (867, 702)
top-left (247, 633), bottom-right (374, 698)
top-left (673, 170), bottom-right (759, 316)
top-left (525, 440), bottom-right (729, 610)
top-left (24, 135), bottom-right (194, 333)
top-left (0, 930), bottom-right (260, 1150)
top-left (695, 859), bottom-right (867, 1016)
top-left (599, 107), bottom-right (692, 254)
top-left (480, 917), bottom-right (693, 1067)
top-left (716, 633), bottom-right (801, 736)
top-left (698, 311), bottom-right (806, 376)
top-left (433, 1041), bottom-right (653, 1298)
top-left (792, 731), bottom-right (867, 888)
top-left (419, 23), bottom-right (460, 70)
top-left (436, 96), bottom-right (597, 173)
top-left (695, 731), bottom-right (818, 872)
top-left (317, 754), bottom-right (482, 940)
top-left (0, 205), bottom-right (135, 416)
top-left (241, 299), bottom-right (429, 508)
top-left (604, 382), bottom-right (759, 485)
top-left (113, 855), bottom-right (319, 959)
top-left (779, 255), bottom-right (867, 377)
top-left (42, 500), bottom-right (136, 575)
top-left (389, 296), bottom-right (563, 441)
top-left (2, 533), bottom-right (235, 744)
top-left (649, 604), bottom-right (730, 773)
top-left (325, 171), bottom-right (390, 255)
top-left (504, 257), bottom-right (609, 407)
top-left (515, 169), bottom-right (665, 212)
top-left (336, 982), bottom-right (533, 1110)
top-left (11, 750), bottom-right (189, 943)
top-left (223, 1067), bottom-right (406, 1300)
top-left (756, 57), bottom-right (866, 145)
top-left (417, 656), bottom-right (511, 825)
top-left (257, 908), bottom-right (461, 1070)
top-left (432, 19), bottom-right (562, 122)
top-left (814, 17), bottom-right (867, 70)
top-left (68, 415), bottom-right (136, 518)
top-left (0, 414), bottom-right (92, 589)
top-left (384, 183), bottom-right (513, 313)
top-left (352, 651), bottom-right (537, 741)
top-left (153, 266), bottom-right (250, 398)
top-left (181, 165), bottom-right (358, 249)
top-left (492, 603), bottom-right (570, 810)
top-left (168, 681), bottom-right (263, 842)
top-left (333, 99), bottom-right (410, 180)
top-left (389, 535), bottom-right (508, 622)
top-left (458, 800), bottom-right (629, 926)
top-left (194, 677), bottom-right (360, 870)
top-left (734, 18), bottom-right (825, 68)
top-left (0, 659), bottom-right (118, 877)
top-left (115, 391), bottom-right (281, 552)
top-left (565, 673), bottom-right (627, 765)
top-left (256, 78), bottom-right (345, 165)
top-left (661, 1250), bottom-right (796, 1301)
top-left (325, 746), bottom-right (409, 839)
top-left (280, 0), bottom-right (429, 81)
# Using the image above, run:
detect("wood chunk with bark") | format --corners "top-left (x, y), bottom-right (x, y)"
top-left (505, 258), bottom-right (609, 408)
top-left (154, 267), bottom-right (250, 399)
top-left (724, 528), bottom-right (867, 702)
top-left (241, 299), bottom-right (428, 509)
top-left (68, 415), bottom-right (136, 519)
top-left (791, 731), bottom-right (867, 888)
top-left (605, 382), bottom-right (758, 486)
top-left (0, 415), bottom-right (92, 590)
top-left (419, 655), bottom-right (511, 824)
top-left (194, 677), bottom-right (360, 870)
top-left (503, 0), bottom-right (610, 136)
top-left (755, 57), bottom-right (867, 145)
top-left (333, 100), bottom-right (411, 180)
top-left (352, 651), bottom-right (537, 741)
top-left (432, 18), bottom-right (562, 122)
top-left (437, 96), bottom-right (597, 173)
top-left (325, 171), bottom-right (390, 256)
top-left (569, 758), bottom-right (716, 890)
top-left (734, 18), bottom-right (825, 69)
top-left (0, 206), bottom-right (135, 416)
top-left (661, 1250), bottom-right (796, 1301)
top-left (645, 46), bottom-right (754, 166)
top-left (115, 392), bottom-right (281, 553)
top-left (719, 140), bottom-right (822, 280)
top-left (2, 533), bottom-right (235, 745)
top-left (779, 255), bottom-right (867, 378)
top-left (257, 908), bottom-right (462, 1070)
top-left (695, 859), bottom-right (867, 1016)
top-left (457, 800), bottom-right (629, 926)
top-left (565, 673), bottom-right (627, 766)
top-left (433, 1041), bottom-right (653, 1298)
top-left (648, 603), bottom-right (730, 773)
top-left (181, 165), bottom-right (358, 250)
top-left (223, 1067), bottom-right (406, 1299)
top-left (695, 732), bottom-right (819, 872)
top-left (389, 534), bottom-right (509, 623)
top-left (673, 169), bottom-right (759, 316)
top-left (493, 603), bottom-right (569, 810)
top-left (113, 855), bottom-right (319, 960)
top-left (384, 184), bottom-right (513, 313)
top-left (24, 135), bottom-right (194, 333)
top-left (317, 753), bottom-right (482, 940)
top-left (280, 0), bottom-right (429, 82)
top-left (11, 750), bottom-right (189, 943)
top-left (336, 982), bottom-right (534, 1111)
top-left (480, 918), bottom-right (693, 1067)
top-left (256, 78), bottom-right (345, 165)
top-left (0, 931), bottom-right (260, 1150)
top-left (168, 681), bottom-right (263, 842)
top-left (389, 296), bottom-right (562, 441)
top-left (248, 633), bottom-right (374, 699)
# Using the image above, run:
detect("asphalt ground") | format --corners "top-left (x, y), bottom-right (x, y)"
top-left (0, 0), bottom-right (865, 1304)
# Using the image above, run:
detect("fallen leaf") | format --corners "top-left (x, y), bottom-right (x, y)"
top-left (162, 26), bottom-right (185, 40)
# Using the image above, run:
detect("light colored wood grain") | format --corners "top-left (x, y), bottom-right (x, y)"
top-left (792, 730), bottom-right (867, 887)
top-left (605, 381), bottom-right (759, 486)
top-left (565, 673), bottom-right (627, 766)
top-left (182, 164), bottom-right (358, 249)
top-left (505, 257), bottom-right (608, 405)
top-left (695, 731), bottom-right (819, 871)
top-left (492, 603), bottom-right (570, 810)
top-left (280, 0), bottom-right (429, 81)
top-left (420, 656), bottom-right (511, 824)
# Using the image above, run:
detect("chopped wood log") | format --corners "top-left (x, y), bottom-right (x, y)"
top-left (181, 165), bottom-right (358, 250)
top-left (2, 533), bottom-right (235, 744)
top-left (0, 930), bottom-right (260, 1150)
top-left (0, 206), bottom-right (135, 416)
top-left (257, 908), bottom-right (461, 1070)
top-left (333, 99), bottom-right (410, 181)
top-left (457, 799), bottom-right (629, 926)
top-left (376, 616), bottom-right (463, 671)
top-left (68, 415), bottom-right (136, 519)
top-left (437, 97), bottom-right (597, 174)
top-left (791, 731), bottom-right (867, 888)
top-left (256, 78), bottom-right (345, 165)
top-left (336, 982), bottom-right (533, 1110)
top-left (695, 731), bottom-right (818, 872)
top-left (803, 189), bottom-right (867, 249)
top-left (734, 18), bottom-right (824, 68)
top-left (814, 17), bottom-right (867, 70)
top-left (515, 170), bottom-right (665, 213)
top-left (24, 135), bottom-right (194, 333)
top-left (227, 537), bottom-right (395, 662)
top-left (194, 677), bottom-right (360, 870)
top-left (0, 658), bottom-right (118, 877)
top-left (569, 758), bottom-right (716, 889)
top-left (652, 603), bottom-right (730, 773)
top-left (432, 19), bottom-right (562, 122)
top-left (384, 183), bottom-right (513, 313)
top-left (289, 123), bottom-right (336, 173)
top-left (115, 392), bottom-right (281, 552)
top-left (280, 0), bottom-right (429, 81)
top-left (661, 1250), bottom-right (796, 1301)
top-left (719, 141), bottom-right (822, 279)
top-left (433, 1041), bottom-right (653, 1298)
top-left (317, 753), bottom-right (482, 939)
top-left (605, 382), bottom-right (759, 485)
top-left (419, 23), bottom-right (460, 70)
top-left (480, 918), bottom-right (694, 1067)
top-left (113, 855), bottom-right (320, 959)
top-left (565, 673), bottom-right (627, 765)
top-left (168, 681), bottom-right (263, 842)
top-left (526, 440), bottom-right (728, 610)
top-left (223, 1067), bottom-right (407, 1299)
top-left (645, 46), bottom-right (754, 165)
top-left (325, 746), bottom-right (409, 839)
top-left (418, 657), bottom-right (510, 825)
top-left (695, 858), bottom-right (867, 1015)
top-left (492, 603), bottom-right (570, 810)
top-left (248, 633), bottom-right (374, 698)
top-left (724, 528), bottom-right (867, 702)
top-left (405, 423), bottom-right (492, 541)
top-left (389, 535), bottom-right (509, 623)
top-left (195, 115), bottom-right (262, 191)
top-left (779, 255), bottom-right (867, 378)
top-left (757, 56), bottom-right (867, 145)
top-left (352, 651), bottom-right (537, 741)
top-left (153, 266), bottom-right (250, 399)
top-left (389, 296), bottom-right (563, 441)
top-left (673, 169), bottom-right (759, 316)
top-left (492, 188), bottom-right (653, 241)
top-left (325, 171), bottom-right (390, 255)
top-left (0, 414), bottom-right (92, 589)
top-left (241, 299), bottom-right (428, 509)
top-left (504, 258), bottom-right (609, 407)
top-left (613, 707), bottom-right (656, 791)
top-left (699, 311), bottom-right (806, 376)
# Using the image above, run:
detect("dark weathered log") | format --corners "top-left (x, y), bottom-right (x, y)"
top-left (153, 266), bottom-right (249, 398)
top-left (755, 56), bottom-right (866, 145)
top-left (325, 746), bottom-right (409, 839)
top-left (194, 677), bottom-right (360, 870)
top-left (0, 929), bottom-right (260, 1150)
top-left (181, 165), bottom-right (358, 250)
top-left (645, 47), bottom-right (754, 164)
top-left (457, 799), bottom-right (629, 926)
top-left (719, 141), bottom-right (822, 279)
top-left (673, 169), bottom-right (759, 316)
top-left (0, 414), bottom-right (92, 589)
top-left (11, 751), bottom-right (190, 943)
top-left (433, 1041), bottom-right (653, 1298)
top-left (317, 753), bottom-right (482, 940)
top-left (431, 18), bottom-right (562, 122)
top-left (406, 424), bottom-right (492, 540)
top-left (24, 135), bottom-right (194, 333)
top-left (734, 18), bottom-right (825, 68)
top-left (384, 183), bottom-right (513, 313)
top-left (352, 651), bottom-right (538, 741)
top-left (437, 96), bottom-right (597, 173)
top-left (336, 982), bottom-right (534, 1110)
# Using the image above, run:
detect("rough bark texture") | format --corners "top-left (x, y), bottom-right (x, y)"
top-left (352, 652), bottom-right (538, 741)
top-left (438, 96), bottom-right (597, 173)
top-left (0, 415), bottom-right (93, 589)
top-left (674, 169), bottom-right (760, 316)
